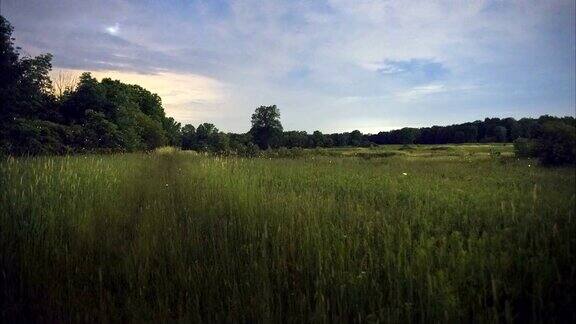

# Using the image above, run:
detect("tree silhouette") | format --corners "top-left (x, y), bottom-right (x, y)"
top-left (250, 105), bottom-right (283, 149)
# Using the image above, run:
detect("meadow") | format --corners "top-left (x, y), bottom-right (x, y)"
top-left (1, 144), bottom-right (574, 322)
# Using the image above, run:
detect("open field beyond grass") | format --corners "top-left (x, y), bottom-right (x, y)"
top-left (1, 145), bottom-right (575, 322)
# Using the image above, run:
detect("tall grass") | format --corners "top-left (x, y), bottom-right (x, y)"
top-left (1, 151), bottom-right (574, 322)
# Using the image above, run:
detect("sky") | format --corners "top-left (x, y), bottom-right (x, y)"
top-left (2, 0), bottom-right (575, 133)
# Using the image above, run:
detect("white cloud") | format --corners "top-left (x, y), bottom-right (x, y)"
top-left (397, 84), bottom-right (448, 101)
top-left (396, 83), bottom-right (481, 102)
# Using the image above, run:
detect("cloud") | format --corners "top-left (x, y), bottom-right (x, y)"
top-left (375, 59), bottom-right (447, 78)
top-left (4, 0), bottom-right (575, 132)
top-left (396, 83), bottom-right (479, 102)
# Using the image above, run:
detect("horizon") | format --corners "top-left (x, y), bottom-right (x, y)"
top-left (2, 0), bottom-right (575, 133)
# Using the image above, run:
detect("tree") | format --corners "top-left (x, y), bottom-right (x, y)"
top-left (136, 113), bottom-right (166, 150)
top-left (17, 54), bottom-right (55, 118)
top-left (0, 15), bottom-right (20, 121)
top-left (250, 105), bottom-right (283, 149)
top-left (162, 117), bottom-right (182, 146)
top-left (503, 117), bottom-right (520, 141)
top-left (282, 131), bottom-right (308, 148)
top-left (349, 130), bottom-right (363, 146)
top-left (331, 133), bottom-right (350, 146)
top-left (61, 73), bottom-right (108, 123)
top-left (196, 123), bottom-right (218, 151)
top-left (463, 125), bottom-right (478, 142)
top-left (52, 70), bottom-right (79, 98)
top-left (181, 124), bottom-right (196, 150)
top-left (1, 16), bottom-right (59, 154)
top-left (397, 128), bottom-right (420, 144)
top-left (513, 138), bottom-right (535, 158)
top-left (0, 15), bottom-right (186, 155)
top-left (209, 132), bottom-right (230, 153)
top-left (312, 130), bottom-right (325, 147)
top-left (493, 126), bottom-right (507, 143)
top-left (534, 121), bottom-right (576, 165)
top-left (454, 131), bottom-right (466, 143)
top-left (82, 110), bottom-right (124, 150)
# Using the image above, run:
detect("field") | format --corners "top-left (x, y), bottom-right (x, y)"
top-left (1, 144), bottom-right (575, 322)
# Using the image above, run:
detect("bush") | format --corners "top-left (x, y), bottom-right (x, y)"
top-left (2, 118), bottom-right (70, 155)
top-left (244, 142), bottom-right (261, 157)
top-left (513, 138), bottom-right (535, 158)
top-left (534, 121), bottom-right (576, 165)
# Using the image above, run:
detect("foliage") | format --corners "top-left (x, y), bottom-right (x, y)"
top-left (0, 15), bottom-right (180, 155)
top-left (369, 116), bottom-right (575, 145)
top-left (181, 124), bottom-right (196, 150)
top-left (250, 105), bottom-right (283, 149)
top-left (534, 121), bottom-right (576, 165)
top-left (513, 137), bottom-right (535, 158)
top-left (179, 123), bottom-right (232, 153)
top-left (513, 122), bottom-right (576, 165)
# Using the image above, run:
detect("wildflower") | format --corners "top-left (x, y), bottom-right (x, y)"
top-left (528, 164), bottom-right (531, 168)
top-left (402, 172), bottom-right (408, 176)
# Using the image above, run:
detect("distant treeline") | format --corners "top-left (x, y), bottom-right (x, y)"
top-left (1, 15), bottom-right (575, 164)
top-left (367, 116), bottom-right (576, 145)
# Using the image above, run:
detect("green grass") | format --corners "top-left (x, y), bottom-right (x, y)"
top-left (302, 143), bottom-right (515, 159)
top-left (1, 146), bottom-right (575, 322)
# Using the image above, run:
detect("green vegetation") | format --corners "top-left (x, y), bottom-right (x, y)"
top-left (250, 105), bottom-right (284, 149)
top-left (2, 145), bottom-right (574, 322)
top-left (514, 121), bottom-right (576, 165)
top-left (0, 16), bottom-right (181, 156)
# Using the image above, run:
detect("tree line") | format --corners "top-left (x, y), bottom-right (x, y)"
top-left (367, 116), bottom-right (575, 145)
top-left (1, 15), bottom-right (574, 164)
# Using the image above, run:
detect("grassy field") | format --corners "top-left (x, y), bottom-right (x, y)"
top-left (1, 144), bottom-right (575, 322)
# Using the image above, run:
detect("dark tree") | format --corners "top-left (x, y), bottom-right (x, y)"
top-left (196, 123), bottom-right (219, 151)
top-left (534, 121), bottom-right (576, 165)
top-left (163, 117), bottom-right (182, 146)
top-left (181, 124), bottom-right (197, 150)
top-left (493, 126), bottom-right (507, 143)
top-left (250, 105), bottom-right (283, 149)
top-left (282, 131), bottom-right (308, 148)
top-left (349, 130), bottom-right (363, 146)
top-left (312, 130), bottom-right (325, 147)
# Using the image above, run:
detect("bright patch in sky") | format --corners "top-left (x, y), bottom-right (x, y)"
top-left (105, 23), bottom-right (119, 35)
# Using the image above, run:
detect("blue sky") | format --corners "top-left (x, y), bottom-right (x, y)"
top-left (3, 0), bottom-right (575, 133)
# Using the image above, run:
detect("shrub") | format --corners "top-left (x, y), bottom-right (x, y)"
top-left (244, 142), bottom-right (261, 157)
top-left (513, 138), bottom-right (535, 158)
top-left (534, 122), bottom-right (576, 165)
